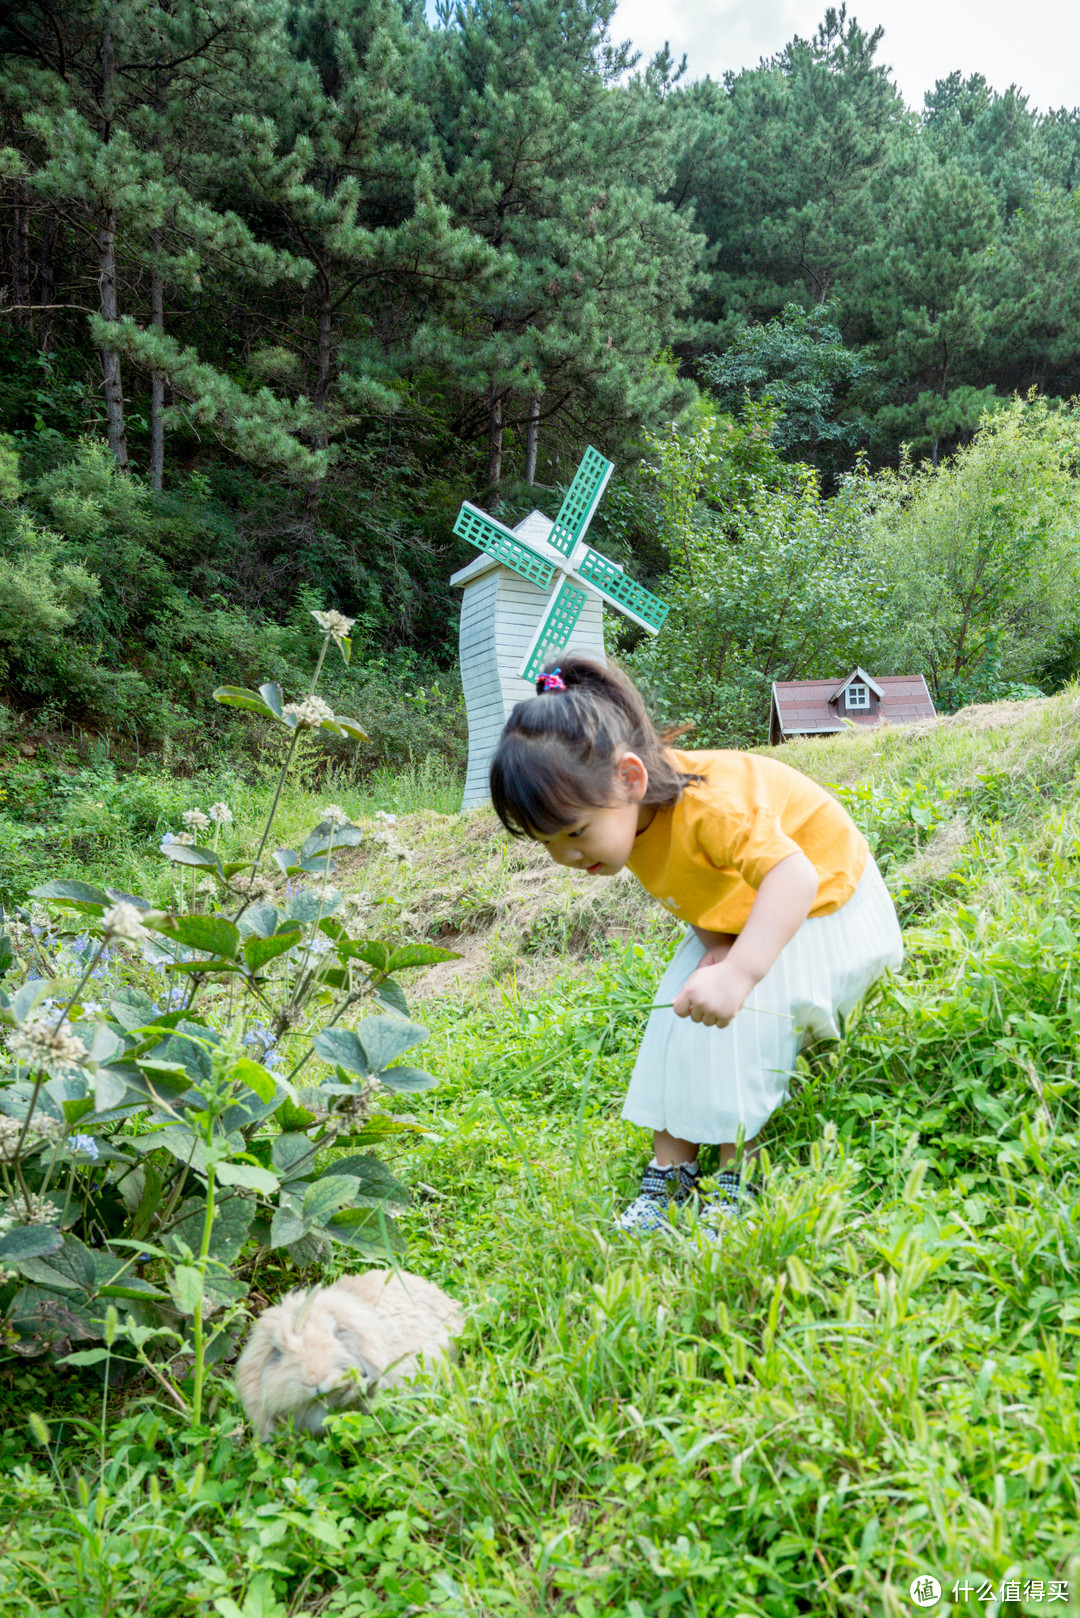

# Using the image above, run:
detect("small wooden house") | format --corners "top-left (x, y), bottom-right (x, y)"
top-left (770, 668), bottom-right (935, 745)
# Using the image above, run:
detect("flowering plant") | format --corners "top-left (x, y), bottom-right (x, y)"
top-left (0, 609), bottom-right (457, 1417)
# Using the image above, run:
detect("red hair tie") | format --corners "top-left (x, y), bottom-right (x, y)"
top-left (538, 668), bottom-right (567, 693)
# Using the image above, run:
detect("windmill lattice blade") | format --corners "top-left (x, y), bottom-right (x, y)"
top-left (519, 578), bottom-right (588, 683)
top-left (454, 502), bottom-right (556, 589)
top-left (548, 446), bottom-right (614, 556)
top-left (576, 549), bottom-right (669, 634)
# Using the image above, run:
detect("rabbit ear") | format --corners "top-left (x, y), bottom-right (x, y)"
top-left (333, 1323), bottom-right (381, 1391)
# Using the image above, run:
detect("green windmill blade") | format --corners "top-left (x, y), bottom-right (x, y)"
top-left (454, 502), bottom-right (556, 590)
top-left (519, 577), bottom-right (589, 682)
top-left (575, 548), bottom-right (669, 635)
top-left (547, 446), bottom-right (614, 557)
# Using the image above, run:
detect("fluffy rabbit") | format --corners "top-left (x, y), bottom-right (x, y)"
top-left (235, 1268), bottom-right (463, 1439)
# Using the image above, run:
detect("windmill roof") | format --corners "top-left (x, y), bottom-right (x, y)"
top-left (771, 673), bottom-right (936, 736)
top-left (450, 509), bottom-right (564, 587)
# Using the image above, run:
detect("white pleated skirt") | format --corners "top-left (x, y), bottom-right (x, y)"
top-left (621, 856), bottom-right (904, 1144)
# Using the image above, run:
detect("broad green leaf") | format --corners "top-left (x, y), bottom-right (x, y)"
top-left (16, 1235), bottom-right (96, 1294)
top-left (387, 943), bottom-right (461, 971)
top-left (282, 891), bottom-right (333, 926)
top-left (331, 716), bottom-right (368, 740)
top-left (158, 843), bottom-right (223, 873)
top-left (274, 1097), bottom-right (318, 1131)
top-left (312, 1028), bottom-right (369, 1076)
top-left (31, 879), bottom-right (111, 912)
top-left (170, 1264), bottom-right (204, 1315)
top-left (150, 914), bottom-right (240, 959)
top-left (301, 824), bottom-right (365, 859)
top-left (109, 988), bottom-right (157, 1030)
top-left (97, 1280), bottom-right (169, 1302)
top-left (325, 1206), bottom-right (403, 1253)
top-left (347, 940), bottom-right (391, 973)
top-left (236, 902), bottom-right (279, 939)
top-left (317, 968), bottom-right (349, 993)
top-left (271, 1133), bottom-right (319, 1179)
top-left (12, 978), bottom-right (74, 1025)
top-left (166, 1195), bottom-right (254, 1266)
top-left (375, 978), bottom-right (409, 1017)
top-left (87, 1024), bottom-right (124, 1066)
top-left (61, 1347), bottom-right (112, 1367)
top-left (270, 1196), bottom-right (309, 1250)
top-left (357, 1015), bottom-right (428, 1073)
top-left (94, 1068), bottom-right (129, 1114)
top-left (231, 1055), bottom-right (278, 1103)
top-left (272, 848), bottom-right (300, 877)
top-left (325, 1154), bottom-right (407, 1201)
top-left (212, 685), bottom-right (276, 718)
top-left (259, 681), bottom-right (284, 716)
top-left (215, 1162), bottom-right (279, 1193)
top-left (0, 1225), bottom-right (64, 1264)
top-left (0, 934), bottom-right (12, 978)
top-left (244, 931), bottom-right (301, 973)
top-left (302, 1174), bottom-right (360, 1222)
top-left (161, 961), bottom-right (246, 976)
top-left (377, 1064), bottom-right (437, 1094)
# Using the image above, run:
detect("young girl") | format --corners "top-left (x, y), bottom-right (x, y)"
top-left (488, 656), bottom-right (904, 1235)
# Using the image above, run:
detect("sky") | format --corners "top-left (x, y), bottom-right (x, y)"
top-left (610, 0), bottom-right (1080, 112)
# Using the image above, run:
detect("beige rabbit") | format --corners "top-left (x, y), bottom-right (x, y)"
top-left (235, 1268), bottom-right (463, 1439)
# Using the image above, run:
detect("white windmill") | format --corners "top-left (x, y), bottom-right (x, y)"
top-left (450, 446), bottom-right (668, 809)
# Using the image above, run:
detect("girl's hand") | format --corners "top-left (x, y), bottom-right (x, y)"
top-left (672, 962), bottom-right (754, 1027)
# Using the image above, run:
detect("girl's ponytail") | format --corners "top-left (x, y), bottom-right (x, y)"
top-left (490, 655), bottom-right (700, 837)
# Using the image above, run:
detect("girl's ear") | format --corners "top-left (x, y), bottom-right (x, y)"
top-left (617, 751), bottom-right (649, 802)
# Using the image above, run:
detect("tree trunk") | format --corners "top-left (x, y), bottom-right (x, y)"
top-left (524, 394), bottom-right (540, 486)
top-left (39, 209), bottom-right (57, 351)
top-left (98, 18), bottom-right (129, 471)
top-left (302, 268), bottom-right (333, 526)
top-left (149, 231), bottom-right (164, 491)
top-left (487, 380), bottom-right (503, 512)
top-left (98, 205), bottom-right (129, 471)
top-left (12, 197), bottom-right (31, 333)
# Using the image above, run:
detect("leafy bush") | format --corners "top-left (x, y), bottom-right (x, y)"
top-left (0, 614), bottom-right (457, 1417)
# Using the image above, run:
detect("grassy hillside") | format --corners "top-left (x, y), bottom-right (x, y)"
top-left (3, 693), bottom-right (1080, 1616)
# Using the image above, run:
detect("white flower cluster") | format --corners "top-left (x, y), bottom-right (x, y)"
top-left (182, 808), bottom-right (211, 832)
top-left (9, 1015), bottom-right (89, 1071)
top-left (320, 804), bottom-right (351, 828)
top-left (0, 1114), bottom-right (61, 1164)
top-left (209, 801), bottom-right (233, 825)
top-left (229, 874), bottom-right (276, 899)
top-left (374, 810), bottom-right (398, 825)
top-left (282, 695), bottom-right (335, 730)
top-left (311, 609), bottom-right (355, 639)
top-left (101, 900), bottom-right (150, 943)
top-left (19, 1193), bottom-right (63, 1227)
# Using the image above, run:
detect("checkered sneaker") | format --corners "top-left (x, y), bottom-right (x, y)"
top-left (698, 1169), bottom-right (761, 1235)
top-left (615, 1161), bottom-right (700, 1235)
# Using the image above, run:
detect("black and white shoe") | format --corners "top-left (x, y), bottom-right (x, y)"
top-left (615, 1161), bottom-right (700, 1235)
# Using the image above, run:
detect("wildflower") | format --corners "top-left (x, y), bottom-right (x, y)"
top-left (208, 801), bottom-right (233, 825)
top-left (161, 831), bottom-right (195, 850)
top-left (311, 608), bottom-right (355, 640)
top-left (229, 874), bottom-right (276, 899)
top-left (66, 1133), bottom-right (100, 1161)
top-left (281, 695), bottom-right (335, 730)
top-left (195, 876), bottom-right (219, 895)
top-left (374, 810), bottom-right (398, 825)
top-left (320, 804), bottom-right (351, 828)
top-left (0, 1115), bottom-right (56, 1163)
top-left (182, 808), bottom-right (211, 832)
top-left (101, 900), bottom-right (150, 943)
top-left (10, 1015), bottom-right (89, 1071)
top-left (19, 1194), bottom-right (63, 1227)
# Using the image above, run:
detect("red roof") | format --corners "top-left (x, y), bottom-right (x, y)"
top-left (771, 672), bottom-right (936, 739)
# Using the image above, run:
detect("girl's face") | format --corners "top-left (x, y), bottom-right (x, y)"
top-left (532, 753), bottom-right (654, 877)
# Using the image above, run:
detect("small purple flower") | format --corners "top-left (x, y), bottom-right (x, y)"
top-left (67, 1134), bottom-right (100, 1160)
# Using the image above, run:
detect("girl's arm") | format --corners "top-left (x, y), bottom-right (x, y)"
top-left (673, 851), bottom-right (819, 1027)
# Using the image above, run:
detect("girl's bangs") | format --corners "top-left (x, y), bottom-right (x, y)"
top-left (489, 737), bottom-right (614, 837)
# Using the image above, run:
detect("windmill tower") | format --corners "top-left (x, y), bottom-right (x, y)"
top-left (450, 446), bottom-right (668, 810)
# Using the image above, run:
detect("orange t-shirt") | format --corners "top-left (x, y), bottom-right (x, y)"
top-left (626, 749), bottom-right (868, 933)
